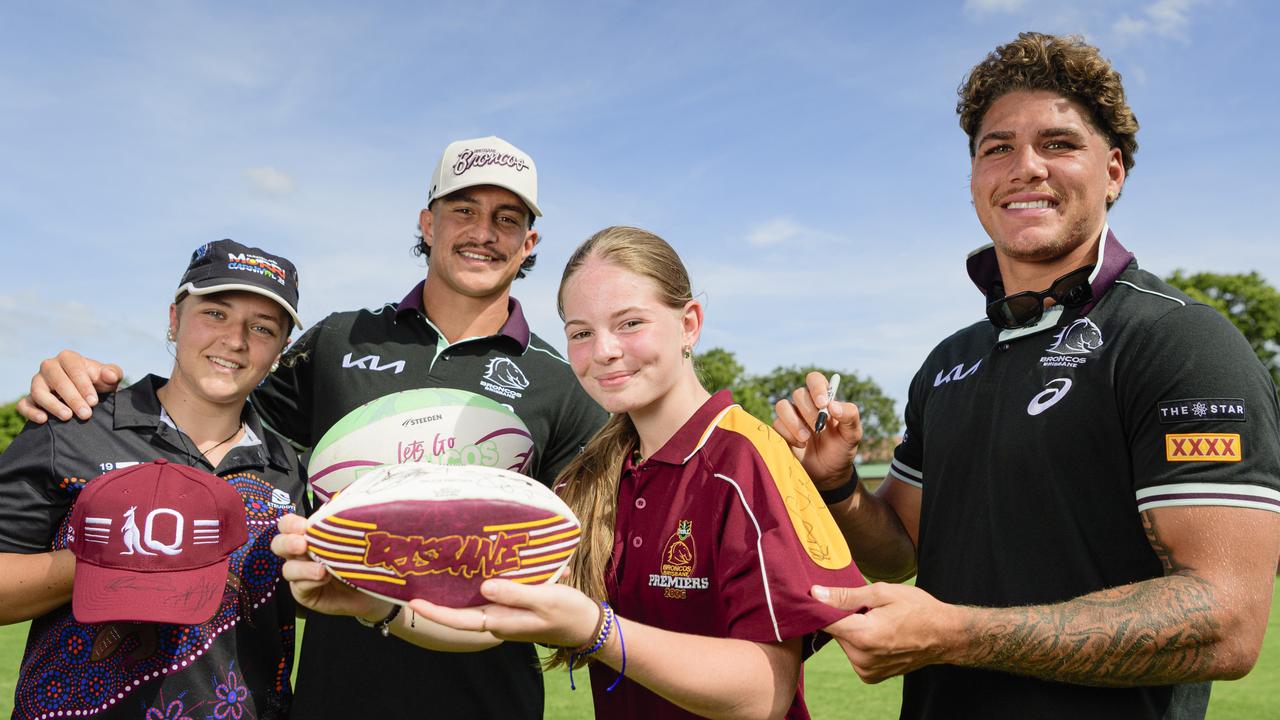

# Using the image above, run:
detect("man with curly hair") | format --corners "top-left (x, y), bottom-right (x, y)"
top-left (774, 32), bottom-right (1280, 719)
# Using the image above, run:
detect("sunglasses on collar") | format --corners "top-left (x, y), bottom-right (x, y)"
top-left (985, 264), bottom-right (1095, 330)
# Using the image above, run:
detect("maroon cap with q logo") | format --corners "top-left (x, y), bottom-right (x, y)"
top-left (68, 459), bottom-right (248, 625)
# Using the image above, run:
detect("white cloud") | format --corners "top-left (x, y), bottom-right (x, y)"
top-left (244, 166), bottom-right (296, 195)
top-left (1146, 0), bottom-right (1197, 34)
top-left (963, 0), bottom-right (1027, 15)
top-left (1113, 0), bottom-right (1200, 42)
top-left (744, 217), bottom-right (835, 248)
top-left (1112, 15), bottom-right (1148, 38)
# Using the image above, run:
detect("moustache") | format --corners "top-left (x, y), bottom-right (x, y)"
top-left (456, 245), bottom-right (507, 262)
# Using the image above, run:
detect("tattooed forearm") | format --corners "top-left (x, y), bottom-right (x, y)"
top-left (960, 574), bottom-right (1218, 686)
top-left (958, 511), bottom-right (1221, 686)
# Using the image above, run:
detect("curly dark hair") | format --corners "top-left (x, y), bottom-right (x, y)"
top-left (958, 32), bottom-right (1139, 205)
top-left (412, 201), bottom-right (538, 280)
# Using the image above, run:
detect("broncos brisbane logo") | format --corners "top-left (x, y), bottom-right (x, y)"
top-left (1046, 318), bottom-right (1104, 356)
top-left (483, 358), bottom-right (529, 390)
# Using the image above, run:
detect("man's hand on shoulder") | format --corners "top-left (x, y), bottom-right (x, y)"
top-left (814, 582), bottom-right (963, 683)
top-left (17, 350), bottom-right (123, 423)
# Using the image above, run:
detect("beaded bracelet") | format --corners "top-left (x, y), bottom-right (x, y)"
top-left (577, 602), bottom-right (614, 657)
top-left (570, 603), bottom-right (614, 682)
top-left (570, 601), bottom-right (624, 691)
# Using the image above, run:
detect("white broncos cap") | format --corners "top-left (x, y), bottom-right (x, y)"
top-left (426, 135), bottom-right (541, 217)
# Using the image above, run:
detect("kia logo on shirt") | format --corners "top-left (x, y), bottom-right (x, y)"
top-left (342, 352), bottom-right (406, 374)
top-left (1027, 378), bottom-right (1073, 416)
top-left (934, 359), bottom-right (982, 387)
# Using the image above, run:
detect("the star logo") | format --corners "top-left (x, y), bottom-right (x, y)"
top-left (1192, 402), bottom-right (1208, 417)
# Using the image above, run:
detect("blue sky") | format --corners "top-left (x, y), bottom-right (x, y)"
top-left (2, 0), bottom-right (1277, 414)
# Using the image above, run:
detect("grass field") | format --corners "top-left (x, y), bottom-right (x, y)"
top-left (4, 579), bottom-right (1277, 718)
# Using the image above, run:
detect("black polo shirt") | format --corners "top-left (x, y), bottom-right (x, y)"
top-left (0, 375), bottom-right (305, 720)
top-left (889, 230), bottom-right (1280, 720)
top-left (252, 282), bottom-right (607, 720)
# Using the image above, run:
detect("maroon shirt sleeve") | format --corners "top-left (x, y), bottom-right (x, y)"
top-left (710, 423), bottom-right (866, 645)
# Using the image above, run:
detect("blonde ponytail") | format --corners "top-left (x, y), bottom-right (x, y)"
top-left (547, 225), bottom-right (693, 669)
top-left (546, 412), bottom-right (636, 669)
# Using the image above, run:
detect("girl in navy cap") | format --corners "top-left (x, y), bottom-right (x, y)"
top-left (0, 240), bottom-right (307, 720)
top-left (406, 226), bottom-right (868, 719)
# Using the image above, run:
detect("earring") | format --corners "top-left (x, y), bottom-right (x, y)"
top-left (1106, 193), bottom-right (1116, 203)
top-left (270, 358), bottom-right (281, 373)
top-left (682, 345), bottom-right (692, 359)
top-left (166, 327), bottom-right (176, 342)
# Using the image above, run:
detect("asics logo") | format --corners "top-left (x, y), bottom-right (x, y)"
top-left (1027, 378), bottom-right (1072, 416)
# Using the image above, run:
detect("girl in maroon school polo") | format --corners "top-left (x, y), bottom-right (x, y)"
top-left (413, 226), bottom-right (867, 719)
top-left (588, 387), bottom-right (867, 719)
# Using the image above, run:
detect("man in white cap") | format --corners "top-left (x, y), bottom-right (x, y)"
top-left (18, 136), bottom-right (608, 719)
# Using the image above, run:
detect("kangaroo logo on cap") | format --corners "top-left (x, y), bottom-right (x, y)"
top-left (119, 506), bottom-right (154, 555)
top-left (116, 506), bottom-right (195, 556)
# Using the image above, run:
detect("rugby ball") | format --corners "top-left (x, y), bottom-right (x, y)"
top-left (305, 463), bottom-right (581, 608)
top-left (307, 388), bottom-right (534, 501)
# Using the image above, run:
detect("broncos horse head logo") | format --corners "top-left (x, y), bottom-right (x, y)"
top-left (483, 358), bottom-right (529, 390)
top-left (1047, 318), bottom-right (1104, 356)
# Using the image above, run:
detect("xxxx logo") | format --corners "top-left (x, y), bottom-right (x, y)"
top-left (1165, 433), bottom-right (1242, 462)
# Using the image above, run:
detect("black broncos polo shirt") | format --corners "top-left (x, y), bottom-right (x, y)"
top-left (251, 282), bottom-right (606, 720)
top-left (888, 230), bottom-right (1280, 720)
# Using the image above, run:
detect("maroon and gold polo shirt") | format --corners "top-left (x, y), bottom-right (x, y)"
top-left (589, 390), bottom-right (866, 719)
